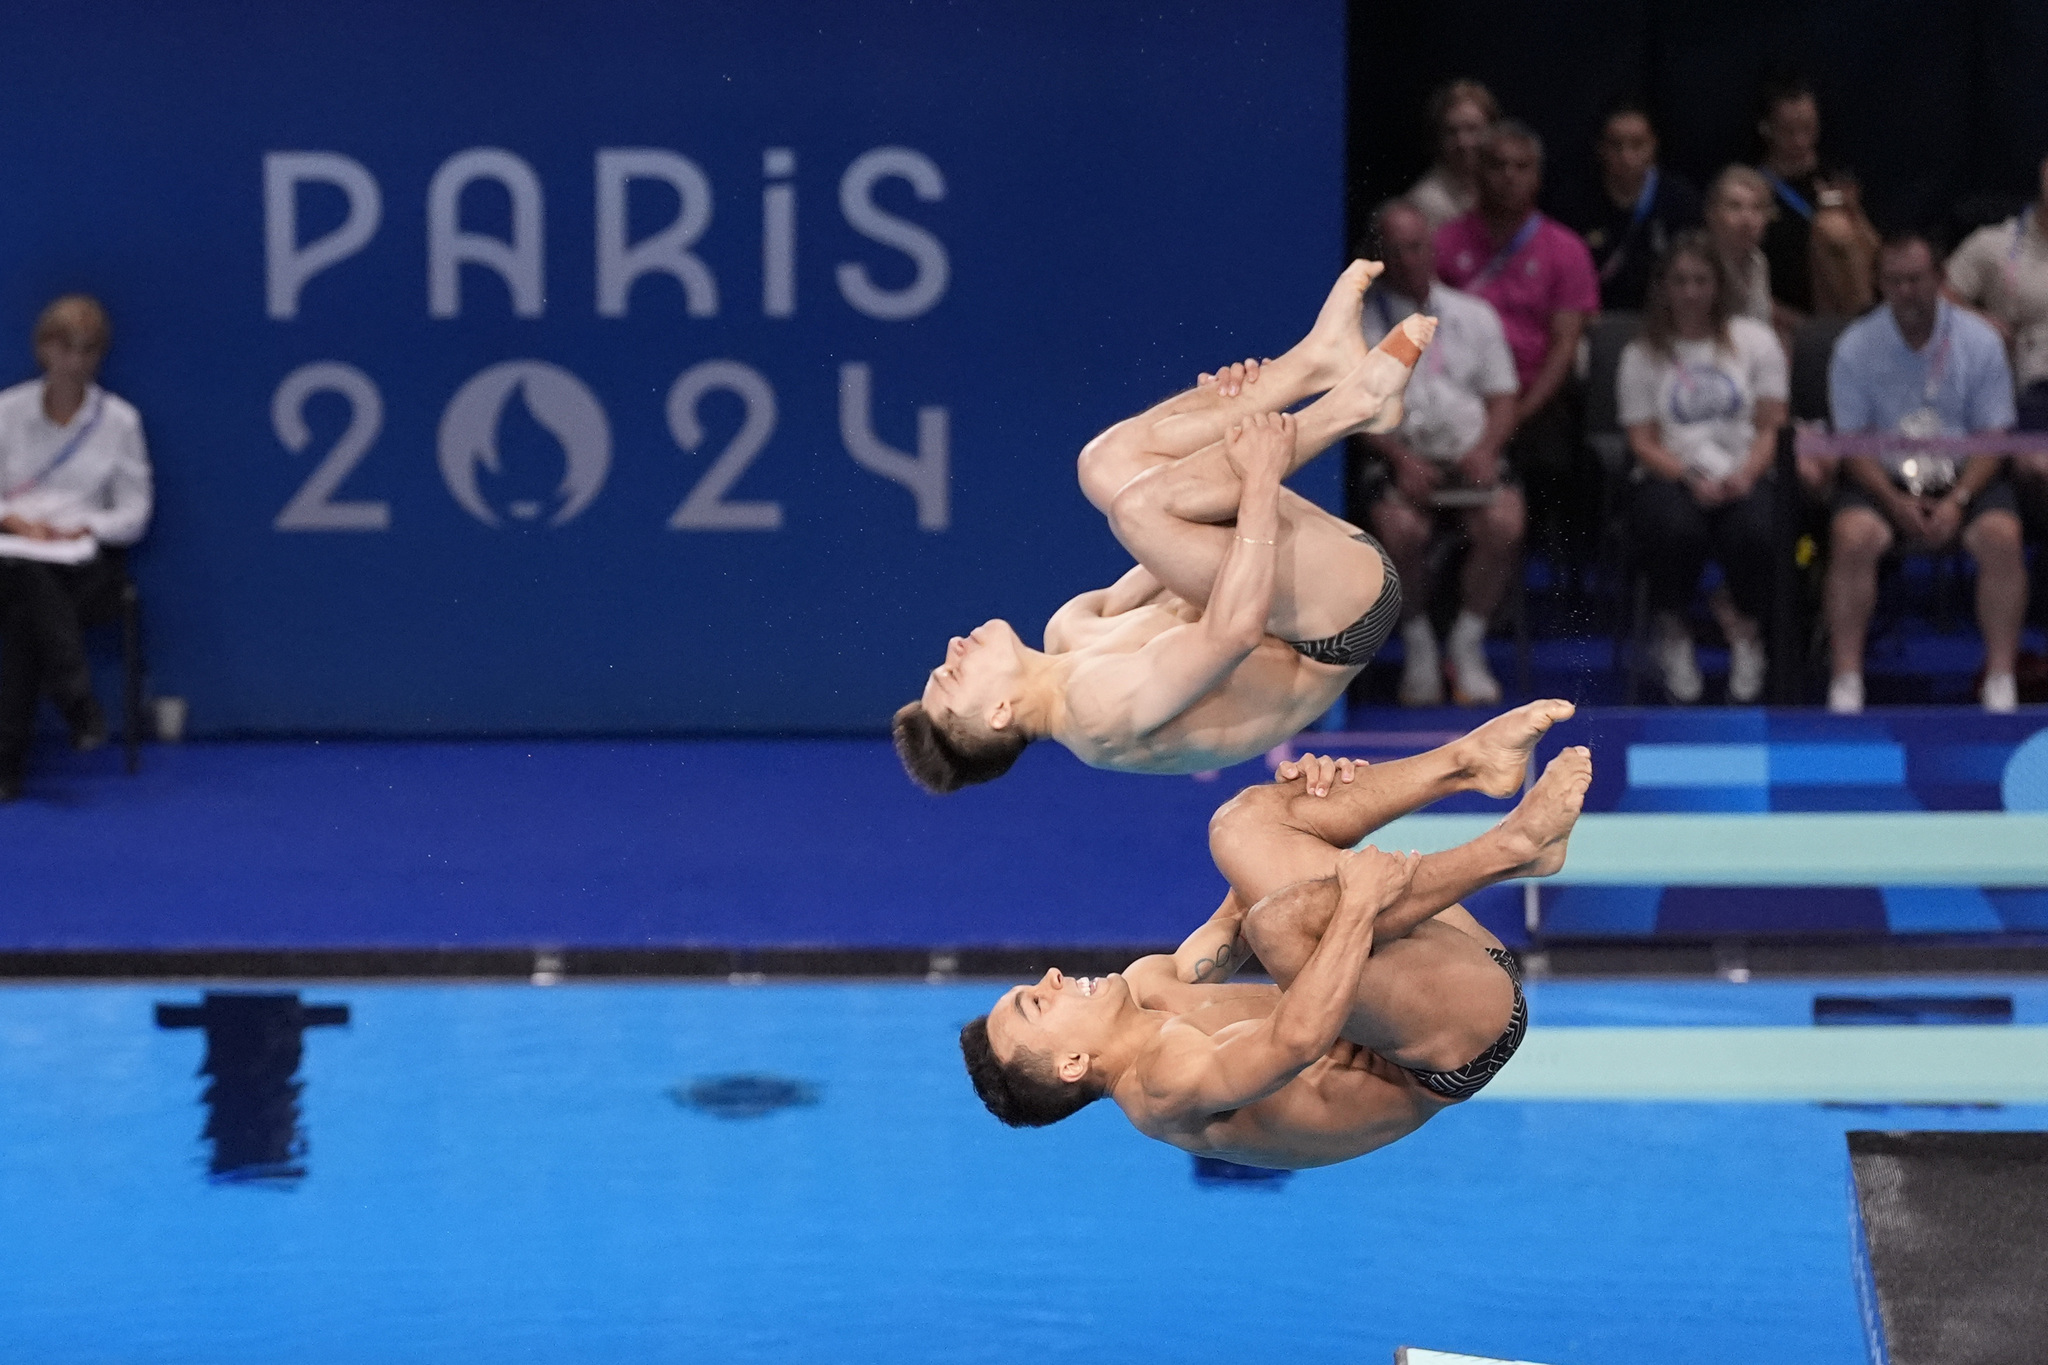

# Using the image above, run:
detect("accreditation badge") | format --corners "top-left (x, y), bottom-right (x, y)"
top-left (1896, 407), bottom-right (1943, 439)
top-left (1892, 408), bottom-right (1956, 495)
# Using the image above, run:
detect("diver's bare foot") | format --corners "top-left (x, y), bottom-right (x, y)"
top-left (1496, 747), bottom-right (1592, 878)
top-left (1320, 317), bottom-right (1436, 438)
top-left (1356, 314), bottom-right (1438, 434)
top-left (1453, 699), bottom-right (1576, 798)
top-left (1222, 411), bottom-right (1295, 484)
top-left (1298, 260), bottom-right (1383, 388)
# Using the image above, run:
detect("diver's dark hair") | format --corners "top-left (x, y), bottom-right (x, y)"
top-left (959, 1015), bottom-right (1102, 1128)
top-left (892, 701), bottom-right (1027, 794)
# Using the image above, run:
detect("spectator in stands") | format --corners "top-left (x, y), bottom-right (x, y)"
top-left (1755, 76), bottom-right (1877, 326)
top-left (1946, 152), bottom-right (2048, 433)
top-left (1755, 75), bottom-right (1824, 324)
top-left (1618, 233), bottom-right (1788, 704)
top-left (1406, 79), bottom-right (1499, 232)
top-left (1356, 199), bottom-right (1521, 707)
top-left (1705, 165), bottom-right (1776, 326)
top-left (1947, 154), bottom-right (2048, 580)
top-left (1436, 120), bottom-right (1601, 560)
top-left (1571, 103), bottom-right (1702, 312)
top-left (0, 295), bottom-right (151, 801)
top-left (1825, 232), bottom-right (2025, 714)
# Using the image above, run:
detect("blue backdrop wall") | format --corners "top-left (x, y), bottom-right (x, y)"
top-left (0, 0), bottom-right (1345, 735)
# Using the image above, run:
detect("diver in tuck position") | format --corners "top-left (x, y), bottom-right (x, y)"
top-left (960, 701), bottom-right (1588, 1168)
top-left (893, 260), bottom-right (1440, 791)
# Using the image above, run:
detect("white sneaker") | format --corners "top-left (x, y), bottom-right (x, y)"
top-left (1828, 673), bottom-right (1865, 715)
top-left (1398, 619), bottom-right (1443, 706)
top-left (1983, 672), bottom-right (2018, 713)
top-left (1653, 618), bottom-right (1703, 704)
top-left (1445, 611), bottom-right (1501, 706)
top-left (1728, 636), bottom-right (1767, 704)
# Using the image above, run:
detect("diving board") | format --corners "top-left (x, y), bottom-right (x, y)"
top-left (1368, 812), bottom-right (2048, 886)
top-left (1475, 1026), bottom-right (2048, 1103)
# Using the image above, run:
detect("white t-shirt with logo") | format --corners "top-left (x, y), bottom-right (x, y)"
top-left (1616, 316), bottom-right (1788, 481)
top-left (1361, 281), bottom-right (1518, 464)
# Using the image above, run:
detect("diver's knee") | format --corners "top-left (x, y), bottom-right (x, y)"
top-left (1078, 425), bottom-right (1150, 514)
top-left (1242, 878), bottom-right (1333, 951)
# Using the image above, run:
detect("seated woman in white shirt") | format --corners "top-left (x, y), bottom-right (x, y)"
top-left (0, 295), bottom-right (153, 800)
top-left (1617, 234), bottom-right (1789, 704)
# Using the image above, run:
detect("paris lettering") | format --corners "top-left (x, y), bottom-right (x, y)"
top-left (261, 145), bottom-right (949, 532)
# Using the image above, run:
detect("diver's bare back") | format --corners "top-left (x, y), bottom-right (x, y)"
top-left (1114, 967), bottom-right (1448, 1170)
top-left (1041, 586), bottom-right (1352, 775)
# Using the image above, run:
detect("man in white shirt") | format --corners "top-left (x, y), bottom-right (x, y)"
top-left (1824, 234), bottom-right (2023, 714)
top-left (1944, 155), bottom-right (2048, 427)
top-left (0, 295), bottom-right (152, 799)
top-left (1356, 199), bottom-right (1521, 706)
top-left (1945, 154), bottom-right (2048, 549)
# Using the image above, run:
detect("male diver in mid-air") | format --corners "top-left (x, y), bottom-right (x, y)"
top-left (894, 262), bottom-right (1439, 791)
top-left (960, 701), bottom-right (1587, 1168)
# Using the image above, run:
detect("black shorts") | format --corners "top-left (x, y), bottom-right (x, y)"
top-left (1832, 473), bottom-right (2020, 528)
top-left (1400, 947), bottom-right (1527, 1102)
top-left (1286, 533), bottom-right (1402, 668)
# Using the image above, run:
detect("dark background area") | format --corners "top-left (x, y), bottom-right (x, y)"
top-left (1347, 0), bottom-right (2048, 252)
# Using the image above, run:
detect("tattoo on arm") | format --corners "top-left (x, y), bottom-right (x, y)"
top-left (1191, 936), bottom-right (1245, 982)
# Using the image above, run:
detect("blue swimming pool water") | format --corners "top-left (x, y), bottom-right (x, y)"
top-left (3, 980), bottom-right (2043, 1364)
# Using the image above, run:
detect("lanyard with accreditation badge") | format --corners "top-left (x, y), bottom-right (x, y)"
top-left (1597, 167), bottom-right (1661, 284)
top-left (2, 390), bottom-right (106, 500)
top-left (1895, 308), bottom-right (1956, 446)
top-left (1472, 213), bottom-right (1542, 288)
top-left (1766, 172), bottom-right (1814, 222)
